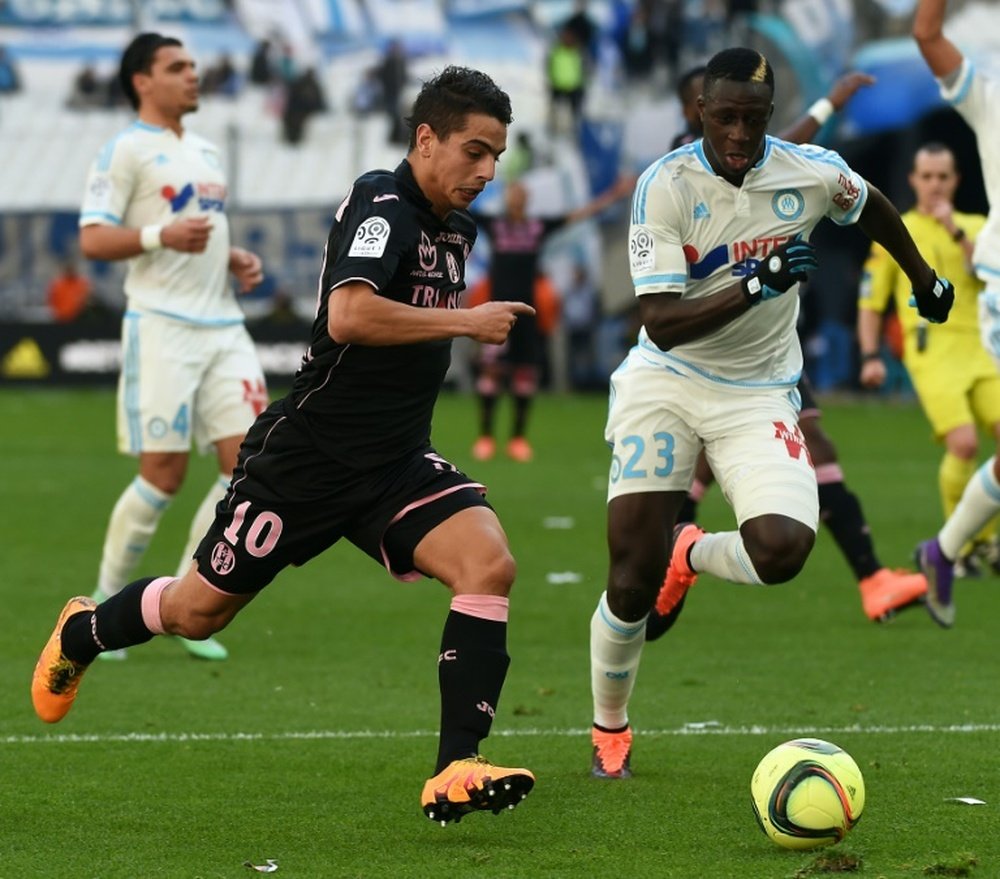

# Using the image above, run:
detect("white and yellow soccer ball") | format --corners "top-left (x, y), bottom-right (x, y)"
top-left (750, 737), bottom-right (865, 850)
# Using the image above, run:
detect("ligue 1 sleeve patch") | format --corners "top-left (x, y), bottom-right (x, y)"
top-left (348, 217), bottom-right (391, 258)
top-left (629, 226), bottom-right (655, 273)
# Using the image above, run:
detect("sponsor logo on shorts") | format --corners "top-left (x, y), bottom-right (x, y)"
top-left (629, 226), bottom-right (655, 272)
top-left (211, 541), bottom-right (236, 575)
top-left (348, 217), bottom-right (391, 258)
top-left (147, 417), bottom-right (168, 439)
top-left (773, 420), bottom-right (812, 464)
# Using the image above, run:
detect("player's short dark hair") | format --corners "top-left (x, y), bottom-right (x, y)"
top-left (703, 48), bottom-right (774, 100)
top-left (676, 65), bottom-right (707, 103)
top-left (913, 141), bottom-right (957, 169)
top-left (119, 32), bottom-right (183, 110)
top-left (406, 65), bottom-right (513, 150)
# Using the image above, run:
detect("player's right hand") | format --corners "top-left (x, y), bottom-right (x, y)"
top-left (162, 217), bottom-right (213, 253)
top-left (742, 236), bottom-right (818, 306)
top-left (909, 272), bottom-right (954, 324)
top-left (468, 301), bottom-right (536, 344)
top-left (859, 357), bottom-right (886, 389)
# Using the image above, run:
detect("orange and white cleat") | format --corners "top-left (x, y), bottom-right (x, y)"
top-left (858, 567), bottom-right (928, 622)
top-left (591, 725), bottom-right (633, 779)
top-left (506, 436), bottom-right (533, 463)
top-left (31, 596), bottom-right (96, 723)
top-left (421, 755), bottom-right (535, 825)
top-left (472, 436), bottom-right (496, 461)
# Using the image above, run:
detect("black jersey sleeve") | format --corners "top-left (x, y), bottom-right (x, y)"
top-left (323, 177), bottom-right (416, 294)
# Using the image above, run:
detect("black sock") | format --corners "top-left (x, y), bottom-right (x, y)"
top-left (678, 495), bottom-right (699, 523)
top-left (645, 594), bottom-right (687, 641)
top-left (479, 394), bottom-right (497, 436)
top-left (818, 481), bottom-right (881, 580)
top-left (512, 394), bottom-right (532, 438)
top-left (61, 577), bottom-right (160, 665)
top-left (435, 610), bottom-right (510, 773)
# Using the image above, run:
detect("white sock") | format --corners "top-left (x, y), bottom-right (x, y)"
top-left (176, 475), bottom-right (231, 578)
top-left (96, 476), bottom-right (172, 597)
top-left (689, 530), bottom-right (764, 585)
top-left (939, 457), bottom-right (1000, 560)
top-left (591, 591), bottom-right (647, 730)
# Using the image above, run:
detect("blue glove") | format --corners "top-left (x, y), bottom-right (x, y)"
top-left (742, 237), bottom-right (819, 306)
top-left (908, 273), bottom-right (955, 324)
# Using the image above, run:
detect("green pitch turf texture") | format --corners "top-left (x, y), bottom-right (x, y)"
top-left (2, 388), bottom-right (996, 879)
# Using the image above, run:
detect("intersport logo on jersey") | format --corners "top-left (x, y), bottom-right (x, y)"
top-left (684, 235), bottom-right (794, 281)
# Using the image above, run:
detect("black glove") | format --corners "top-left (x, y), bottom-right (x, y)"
top-left (909, 272), bottom-right (955, 324)
top-left (741, 237), bottom-right (819, 306)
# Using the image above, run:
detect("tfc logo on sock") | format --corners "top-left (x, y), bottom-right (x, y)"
top-left (438, 649), bottom-right (458, 664)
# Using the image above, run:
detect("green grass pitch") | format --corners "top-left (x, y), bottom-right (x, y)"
top-left (2, 388), bottom-right (997, 878)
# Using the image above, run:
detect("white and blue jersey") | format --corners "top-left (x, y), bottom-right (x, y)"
top-left (938, 58), bottom-right (1000, 284)
top-left (626, 136), bottom-right (868, 388)
top-left (79, 121), bottom-right (240, 325)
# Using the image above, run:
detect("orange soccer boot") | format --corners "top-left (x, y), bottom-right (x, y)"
top-left (31, 596), bottom-right (96, 723)
top-left (421, 755), bottom-right (535, 825)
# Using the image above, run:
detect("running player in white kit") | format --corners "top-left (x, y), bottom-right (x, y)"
top-left (589, 47), bottom-right (955, 778)
top-left (913, 0), bottom-right (1000, 628)
top-left (78, 33), bottom-right (267, 661)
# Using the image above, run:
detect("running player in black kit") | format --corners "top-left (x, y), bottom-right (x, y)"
top-left (32, 66), bottom-right (537, 826)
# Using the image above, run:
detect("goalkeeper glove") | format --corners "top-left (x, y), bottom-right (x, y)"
top-left (742, 237), bottom-right (819, 306)
top-left (908, 272), bottom-right (954, 324)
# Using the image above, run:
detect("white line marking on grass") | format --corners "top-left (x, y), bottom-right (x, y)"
top-left (5, 722), bottom-right (1000, 746)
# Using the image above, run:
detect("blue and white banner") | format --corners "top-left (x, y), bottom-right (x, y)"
top-left (0, 0), bottom-right (228, 26)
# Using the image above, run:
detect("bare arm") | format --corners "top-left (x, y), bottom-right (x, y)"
top-left (327, 281), bottom-right (535, 346)
top-left (566, 173), bottom-right (636, 224)
top-left (856, 308), bottom-right (887, 388)
top-left (80, 217), bottom-right (214, 261)
top-left (640, 283), bottom-right (750, 351)
top-left (779, 72), bottom-right (876, 144)
top-left (913, 0), bottom-right (963, 78)
top-left (856, 185), bottom-right (936, 291)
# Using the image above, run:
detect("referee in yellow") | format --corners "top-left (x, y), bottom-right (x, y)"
top-left (858, 142), bottom-right (1000, 575)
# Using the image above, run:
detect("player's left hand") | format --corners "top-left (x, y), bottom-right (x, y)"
top-left (827, 72), bottom-right (876, 110)
top-left (909, 272), bottom-right (954, 324)
top-left (230, 248), bottom-right (264, 293)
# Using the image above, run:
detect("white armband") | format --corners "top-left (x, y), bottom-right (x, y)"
top-left (140, 225), bottom-right (164, 252)
top-left (807, 97), bottom-right (835, 126)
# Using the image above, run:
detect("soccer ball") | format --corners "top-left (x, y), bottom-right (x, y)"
top-left (750, 738), bottom-right (865, 850)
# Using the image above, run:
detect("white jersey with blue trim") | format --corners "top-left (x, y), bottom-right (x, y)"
top-left (939, 58), bottom-right (1000, 282)
top-left (79, 121), bottom-right (240, 325)
top-left (627, 136), bottom-right (868, 388)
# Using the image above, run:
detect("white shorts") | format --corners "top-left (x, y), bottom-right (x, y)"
top-left (605, 349), bottom-right (818, 530)
top-left (117, 312), bottom-right (267, 456)
top-left (978, 283), bottom-right (1000, 372)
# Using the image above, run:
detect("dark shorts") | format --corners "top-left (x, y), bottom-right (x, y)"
top-left (194, 412), bottom-right (490, 595)
top-left (798, 374), bottom-right (820, 420)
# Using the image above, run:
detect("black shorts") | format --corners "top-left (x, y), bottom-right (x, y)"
top-left (194, 412), bottom-right (490, 595)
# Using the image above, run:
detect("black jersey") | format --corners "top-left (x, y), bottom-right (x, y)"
top-left (285, 160), bottom-right (476, 469)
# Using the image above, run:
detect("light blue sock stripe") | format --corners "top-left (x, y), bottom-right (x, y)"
top-left (598, 594), bottom-right (646, 637)
top-left (132, 476), bottom-right (171, 511)
top-left (977, 458), bottom-right (1000, 503)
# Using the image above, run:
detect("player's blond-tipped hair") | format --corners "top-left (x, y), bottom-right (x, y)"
top-left (703, 47), bottom-right (775, 97)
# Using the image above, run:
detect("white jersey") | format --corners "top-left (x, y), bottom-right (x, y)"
top-left (939, 58), bottom-right (1000, 282)
top-left (628, 136), bottom-right (868, 387)
top-left (80, 121), bottom-right (242, 325)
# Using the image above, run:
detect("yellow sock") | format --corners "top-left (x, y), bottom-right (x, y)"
top-left (940, 453), bottom-right (978, 557)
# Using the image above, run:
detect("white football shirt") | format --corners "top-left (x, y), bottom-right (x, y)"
top-left (627, 136), bottom-right (868, 387)
top-left (939, 58), bottom-right (1000, 283)
top-left (80, 121), bottom-right (241, 325)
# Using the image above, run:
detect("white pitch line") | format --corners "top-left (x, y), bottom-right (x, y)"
top-left (4, 722), bottom-right (1000, 746)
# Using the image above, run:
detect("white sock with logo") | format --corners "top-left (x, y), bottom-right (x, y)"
top-left (689, 530), bottom-right (764, 584)
top-left (591, 591), bottom-right (646, 730)
top-left (939, 457), bottom-right (1000, 560)
top-left (176, 475), bottom-right (231, 577)
top-left (96, 476), bottom-right (172, 598)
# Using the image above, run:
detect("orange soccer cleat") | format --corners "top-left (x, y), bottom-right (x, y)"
top-left (31, 596), bottom-right (96, 723)
top-left (858, 567), bottom-right (928, 622)
top-left (421, 755), bottom-right (535, 825)
top-left (591, 725), bottom-right (633, 779)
